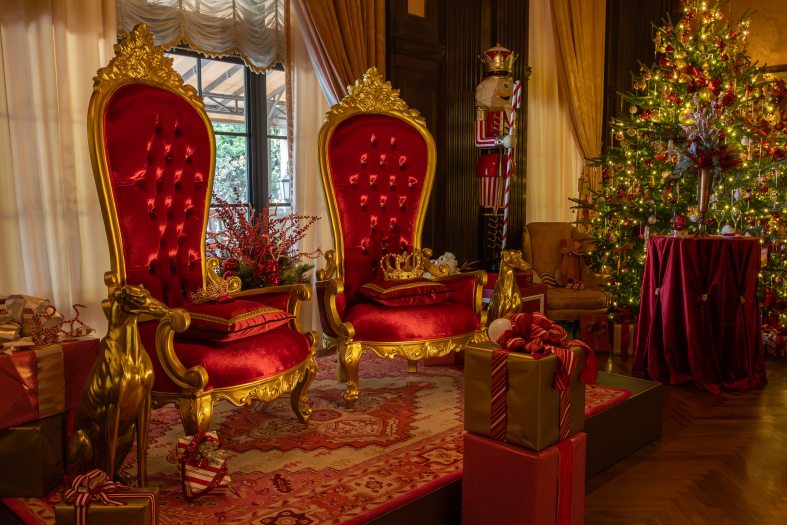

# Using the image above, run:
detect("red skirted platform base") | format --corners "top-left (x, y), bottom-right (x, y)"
top-left (462, 432), bottom-right (586, 525)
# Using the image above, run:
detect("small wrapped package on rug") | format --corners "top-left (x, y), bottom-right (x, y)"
top-left (612, 307), bottom-right (636, 356)
top-left (54, 470), bottom-right (158, 525)
top-left (579, 313), bottom-right (610, 353)
top-left (0, 414), bottom-right (64, 497)
top-left (762, 323), bottom-right (787, 358)
top-left (176, 431), bottom-right (231, 500)
top-left (465, 312), bottom-right (598, 451)
top-left (462, 431), bottom-right (586, 525)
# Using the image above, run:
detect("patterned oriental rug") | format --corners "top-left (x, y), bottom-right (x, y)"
top-left (6, 354), bottom-right (466, 525)
top-left (5, 355), bottom-right (632, 524)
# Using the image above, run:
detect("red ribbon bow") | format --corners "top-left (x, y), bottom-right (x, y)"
top-left (497, 312), bottom-right (598, 387)
top-left (64, 470), bottom-right (124, 525)
top-left (612, 306), bottom-right (634, 324)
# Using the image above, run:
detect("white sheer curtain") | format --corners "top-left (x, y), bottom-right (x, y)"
top-left (291, 8), bottom-right (332, 334)
top-left (526, 0), bottom-right (584, 224)
top-left (0, 0), bottom-right (116, 332)
top-left (116, 0), bottom-right (285, 72)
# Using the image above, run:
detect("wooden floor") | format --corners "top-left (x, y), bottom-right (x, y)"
top-left (586, 354), bottom-right (787, 525)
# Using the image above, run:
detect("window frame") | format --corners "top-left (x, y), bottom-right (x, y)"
top-left (165, 46), bottom-right (288, 212)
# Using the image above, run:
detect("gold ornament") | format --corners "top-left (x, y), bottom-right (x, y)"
top-left (629, 105), bottom-right (638, 114)
top-left (699, 88), bottom-right (715, 101)
top-left (678, 110), bottom-right (694, 125)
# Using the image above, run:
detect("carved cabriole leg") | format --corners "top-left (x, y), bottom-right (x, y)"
top-left (136, 392), bottom-right (152, 487)
top-left (342, 342), bottom-right (364, 409)
top-left (407, 360), bottom-right (418, 373)
top-left (179, 392), bottom-right (214, 435)
top-left (291, 357), bottom-right (317, 423)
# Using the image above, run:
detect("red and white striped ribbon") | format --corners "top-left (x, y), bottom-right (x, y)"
top-left (63, 470), bottom-right (124, 525)
top-left (489, 348), bottom-right (509, 440)
top-left (501, 80), bottom-right (522, 249)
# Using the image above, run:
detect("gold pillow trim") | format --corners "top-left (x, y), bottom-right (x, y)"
top-left (188, 306), bottom-right (285, 325)
top-left (362, 281), bottom-right (445, 293)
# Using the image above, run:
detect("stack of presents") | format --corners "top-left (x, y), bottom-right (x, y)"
top-left (461, 312), bottom-right (595, 525)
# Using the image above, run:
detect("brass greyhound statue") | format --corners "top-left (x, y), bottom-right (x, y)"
top-left (67, 284), bottom-right (180, 486)
top-left (487, 249), bottom-right (533, 323)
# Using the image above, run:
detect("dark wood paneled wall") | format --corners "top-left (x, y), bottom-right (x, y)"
top-left (603, 0), bottom-right (680, 151)
top-left (387, 0), bottom-right (529, 264)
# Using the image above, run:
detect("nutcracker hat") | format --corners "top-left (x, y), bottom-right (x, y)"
top-left (479, 44), bottom-right (516, 75)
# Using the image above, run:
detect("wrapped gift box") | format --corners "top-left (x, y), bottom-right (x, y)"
top-left (579, 314), bottom-right (610, 353)
top-left (612, 322), bottom-right (636, 356)
top-left (462, 432), bottom-right (586, 525)
top-left (55, 486), bottom-right (158, 525)
top-left (0, 337), bottom-right (99, 430)
top-left (0, 414), bottom-right (64, 497)
top-left (464, 341), bottom-right (586, 451)
top-left (176, 431), bottom-right (231, 499)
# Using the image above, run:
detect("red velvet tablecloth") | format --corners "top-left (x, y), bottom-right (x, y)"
top-left (633, 236), bottom-right (767, 393)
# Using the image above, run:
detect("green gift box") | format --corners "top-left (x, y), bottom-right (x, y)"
top-left (0, 414), bottom-right (64, 497)
top-left (54, 487), bottom-right (158, 525)
top-left (464, 341), bottom-right (586, 451)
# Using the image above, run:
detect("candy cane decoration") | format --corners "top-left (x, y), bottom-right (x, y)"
top-left (501, 80), bottom-right (522, 249)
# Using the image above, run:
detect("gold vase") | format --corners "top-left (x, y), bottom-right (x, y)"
top-left (696, 167), bottom-right (714, 237)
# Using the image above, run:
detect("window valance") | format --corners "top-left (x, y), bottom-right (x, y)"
top-left (116, 0), bottom-right (286, 73)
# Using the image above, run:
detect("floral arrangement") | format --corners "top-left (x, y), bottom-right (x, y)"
top-left (672, 96), bottom-right (742, 177)
top-left (207, 192), bottom-right (321, 289)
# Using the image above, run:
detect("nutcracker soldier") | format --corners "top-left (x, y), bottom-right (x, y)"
top-left (475, 44), bottom-right (521, 270)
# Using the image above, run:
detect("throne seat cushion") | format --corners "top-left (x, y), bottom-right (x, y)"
top-left (179, 298), bottom-right (294, 342)
top-left (546, 287), bottom-right (608, 310)
top-left (139, 322), bottom-right (311, 393)
top-left (344, 301), bottom-right (480, 342)
top-left (357, 279), bottom-right (454, 306)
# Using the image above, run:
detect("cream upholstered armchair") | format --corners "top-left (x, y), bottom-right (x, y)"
top-left (523, 222), bottom-right (610, 322)
top-left (87, 25), bottom-right (317, 434)
top-left (315, 68), bottom-right (487, 408)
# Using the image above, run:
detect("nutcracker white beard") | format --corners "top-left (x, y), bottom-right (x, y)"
top-left (475, 75), bottom-right (514, 116)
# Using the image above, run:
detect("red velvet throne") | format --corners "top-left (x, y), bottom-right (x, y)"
top-left (87, 25), bottom-right (317, 434)
top-left (316, 68), bottom-right (488, 408)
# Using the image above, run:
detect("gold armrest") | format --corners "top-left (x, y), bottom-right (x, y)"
top-left (206, 257), bottom-right (242, 293)
top-left (315, 277), bottom-right (355, 339)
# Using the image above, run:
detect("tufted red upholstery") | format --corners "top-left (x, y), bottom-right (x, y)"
top-left (103, 84), bottom-right (211, 306)
top-left (138, 322), bottom-right (312, 393)
top-left (344, 301), bottom-right (480, 342)
top-left (327, 114), bottom-right (428, 304)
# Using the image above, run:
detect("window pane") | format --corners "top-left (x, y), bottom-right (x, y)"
top-left (267, 69), bottom-right (287, 136)
top-left (200, 58), bottom-right (246, 130)
top-left (170, 54), bottom-right (198, 90)
top-left (268, 137), bottom-right (290, 204)
top-left (213, 134), bottom-right (248, 203)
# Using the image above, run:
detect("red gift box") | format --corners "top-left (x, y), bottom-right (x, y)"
top-left (0, 337), bottom-right (99, 430)
top-left (462, 432), bottom-right (586, 525)
top-left (579, 314), bottom-right (610, 353)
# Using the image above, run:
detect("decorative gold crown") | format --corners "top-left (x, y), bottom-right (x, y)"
top-left (381, 250), bottom-right (426, 281)
top-left (189, 280), bottom-right (231, 304)
top-left (480, 44), bottom-right (517, 75)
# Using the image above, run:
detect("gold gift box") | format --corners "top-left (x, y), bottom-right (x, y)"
top-left (0, 414), bottom-right (64, 497)
top-left (612, 322), bottom-right (635, 356)
top-left (54, 487), bottom-right (158, 525)
top-left (465, 341), bottom-right (586, 451)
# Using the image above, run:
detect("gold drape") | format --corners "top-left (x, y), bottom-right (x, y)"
top-left (292, 0), bottom-right (385, 105)
top-left (551, 0), bottom-right (606, 192)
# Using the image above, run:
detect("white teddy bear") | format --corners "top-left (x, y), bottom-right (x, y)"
top-left (423, 252), bottom-right (459, 279)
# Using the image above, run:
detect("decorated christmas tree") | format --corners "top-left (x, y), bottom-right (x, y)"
top-left (581, 0), bottom-right (787, 324)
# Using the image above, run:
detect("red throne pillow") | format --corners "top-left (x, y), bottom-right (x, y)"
top-left (179, 299), bottom-right (294, 342)
top-left (357, 279), bottom-right (454, 307)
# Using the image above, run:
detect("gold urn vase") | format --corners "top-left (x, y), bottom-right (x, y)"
top-left (696, 167), bottom-right (714, 237)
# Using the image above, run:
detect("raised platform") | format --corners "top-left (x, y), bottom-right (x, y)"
top-left (585, 372), bottom-right (663, 478)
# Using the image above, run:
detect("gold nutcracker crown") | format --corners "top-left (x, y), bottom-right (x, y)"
top-left (189, 280), bottom-right (231, 304)
top-left (381, 250), bottom-right (426, 281)
top-left (480, 44), bottom-right (517, 75)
